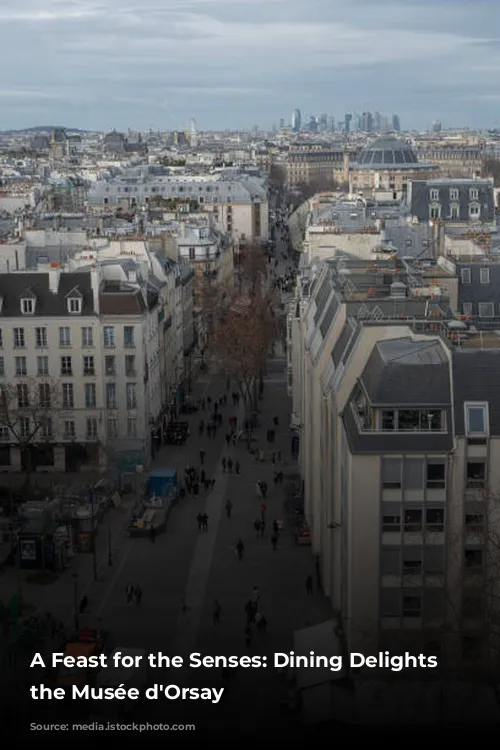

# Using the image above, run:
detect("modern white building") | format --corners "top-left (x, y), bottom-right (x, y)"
top-left (291, 254), bottom-right (500, 669)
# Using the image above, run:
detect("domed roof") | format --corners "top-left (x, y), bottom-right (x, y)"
top-left (357, 136), bottom-right (419, 167)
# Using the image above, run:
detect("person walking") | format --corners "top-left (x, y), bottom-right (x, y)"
top-left (213, 600), bottom-right (221, 626)
top-left (196, 513), bottom-right (203, 531)
top-left (306, 575), bottom-right (313, 596)
top-left (254, 519), bottom-right (261, 539)
top-left (271, 533), bottom-right (278, 551)
top-left (236, 539), bottom-right (245, 561)
top-left (221, 457), bottom-right (227, 473)
top-left (225, 499), bottom-right (233, 518)
top-left (126, 583), bottom-right (134, 606)
top-left (199, 449), bottom-right (206, 466)
top-left (235, 461), bottom-right (240, 475)
top-left (260, 519), bottom-right (266, 537)
top-left (227, 458), bottom-right (233, 474)
top-left (202, 513), bottom-right (209, 532)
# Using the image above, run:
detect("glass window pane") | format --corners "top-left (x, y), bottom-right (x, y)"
top-left (404, 459), bottom-right (424, 490)
top-left (467, 407), bottom-right (485, 433)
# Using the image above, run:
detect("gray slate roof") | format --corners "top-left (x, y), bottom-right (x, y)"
top-left (452, 350), bottom-right (500, 435)
top-left (360, 338), bottom-right (451, 406)
top-left (0, 271), bottom-right (95, 316)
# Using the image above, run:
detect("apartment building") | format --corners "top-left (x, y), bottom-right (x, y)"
top-left (0, 264), bottom-right (164, 473)
top-left (291, 256), bottom-right (500, 668)
top-left (406, 178), bottom-right (495, 226)
top-left (87, 166), bottom-right (269, 247)
top-left (285, 143), bottom-right (347, 187)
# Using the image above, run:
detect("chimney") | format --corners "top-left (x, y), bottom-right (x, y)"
top-left (48, 267), bottom-right (60, 294)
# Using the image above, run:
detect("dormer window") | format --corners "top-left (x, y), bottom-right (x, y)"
top-left (66, 286), bottom-right (83, 315)
top-left (68, 297), bottom-right (82, 314)
top-left (21, 297), bottom-right (35, 315)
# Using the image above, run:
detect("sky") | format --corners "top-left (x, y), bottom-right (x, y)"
top-left (1, 0), bottom-right (500, 132)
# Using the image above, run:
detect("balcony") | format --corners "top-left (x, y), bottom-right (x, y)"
top-left (350, 403), bottom-right (447, 434)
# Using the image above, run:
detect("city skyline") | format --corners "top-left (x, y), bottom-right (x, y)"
top-left (0, 0), bottom-right (500, 131)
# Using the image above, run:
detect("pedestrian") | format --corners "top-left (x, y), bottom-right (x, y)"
top-left (150, 525), bottom-right (156, 543)
top-left (202, 513), bottom-right (209, 532)
top-left (126, 583), bottom-right (134, 606)
top-left (225, 499), bottom-right (233, 518)
top-left (271, 452), bottom-right (276, 464)
top-left (273, 519), bottom-right (279, 534)
top-left (235, 461), bottom-right (240, 475)
top-left (225, 433), bottom-right (231, 447)
top-left (199, 449), bottom-right (206, 465)
top-left (213, 599), bottom-right (221, 626)
top-left (260, 519), bottom-right (266, 537)
top-left (271, 533), bottom-right (278, 551)
top-left (200, 469), bottom-right (206, 483)
top-left (227, 458), bottom-right (233, 474)
top-left (260, 503), bottom-right (267, 521)
top-left (261, 481), bottom-right (268, 499)
top-left (256, 481), bottom-right (262, 499)
top-left (203, 479), bottom-right (210, 492)
top-left (306, 575), bottom-right (313, 596)
top-left (273, 416), bottom-right (279, 426)
top-left (236, 539), bottom-right (244, 560)
top-left (196, 513), bottom-right (203, 531)
top-left (254, 519), bottom-right (261, 538)
top-left (135, 586), bottom-right (142, 605)
top-left (245, 625), bottom-right (252, 647)
top-left (221, 457), bottom-right (226, 473)
top-left (211, 478), bottom-right (216, 490)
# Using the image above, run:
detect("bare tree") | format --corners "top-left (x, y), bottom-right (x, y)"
top-left (209, 288), bottom-right (276, 408)
top-left (0, 378), bottom-right (60, 480)
top-left (237, 241), bottom-right (268, 296)
top-left (269, 162), bottom-right (287, 189)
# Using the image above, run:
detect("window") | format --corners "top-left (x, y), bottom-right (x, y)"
top-left (82, 327), bottom-right (93, 347)
top-left (15, 356), bottom-right (27, 376)
top-left (460, 268), bottom-right (471, 284)
top-left (462, 302), bottom-right (473, 316)
top-left (464, 549), bottom-right (483, 571)
top-left (402, 595), bottom-right (421, 618)
top-left (17, 383), bottom-right (29, 408)
top-left (465, 512), bottom-right (484, 533)
top-left (189, 247), bottom-right (195, 260)
top-left (449, 188), bottom-right (459, 201)
top-left (381, 410), bottom-right (396, 430)
top-left (466, 461), bottom-right (486, 489)
top-left (381, 458), bottom-right (401, 489)
top-left (0, 425), bottom-right (9, 441)
top-left (469, 188), bottom-right (479, 201)
top-left (19, 417), bottom-right (30, 438)
top-left (426, 507), bottom-right (444, 532)
top-left (469, 204), bottom-right (480, 219)
top-left (382, 503), bottom-right (400, 531)
top-left (127, 418), bottom-right (137, 437)
top-left (38, 383), bottom-right (51, 408)
top-left (402, 548), bottom-right (422, 576)
top-left (424, 546), bottom-right (444, 574)
top-left (106, 383), bottom-right (116, 409)
top-left (86, 418), bottom-right (98, 439)
top-left (104, 356), bottom-right (116, 376)
top-left (59, 327), bottom-right (71, 347)
top-left (37, 356), bottom-right (49, 376)
top-left (478, 302), bottom-right (494, 318)
top-left (62, 383), bottom-right (74, 409)
top-left (13, 328), bottom-right (25, 348)
top-left (450, 204), bottom-right (459, 220)
top-left (84, 383), bottom-right (96, 409)
top-left (124, 326), bottom-right (135, 348)
top-left (465, 402), bottom-right (489, 436)
top-left (60, 356), bottom-right (72, 376)
top-left (103, 326), bottom-right (115, 347)
top-left (404, 509), bottom-right (422, 532)
top-left (381, 548), bottom-right (400, 575)
top-left (429, 189), bottom-right (439, 201)
top-left (107, 417), bottom-right (118, 438)
top-left (403, 459), bottom-right (424, 490)
top-left (480, 268), bottom-right (490, 284)
top-left (0, 357), bottom-right (4, 376)
top-left (67, 297), bottom-right (82, 314)
top-left (126, 383), bottom-right (137, 409)
top-left (21, 297), bottom-right (34, 315)
top-left (40, 417), bottom-right (52, 439)
top-left (63, 420), bottom-right (76, 439)
top-left (426, 462), bottom-right (445, 489)
top-left (83, 356), bottom-right (95, 376)
top-left (429, 205), bottom-right (440, 219)
top-left (125, 355), bottom-right (136, 376)
top-left (35, 327), bottom-right (47, 347)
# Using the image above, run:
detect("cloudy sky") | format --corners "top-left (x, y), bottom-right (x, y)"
top-left (1, 0), bottom-right (499, 131)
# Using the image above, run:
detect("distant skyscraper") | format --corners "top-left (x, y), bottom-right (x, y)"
top-left (392, 114), bottom-right (401, 132)
top-left (373, 112), bottom-right (382, 132)
top-left (432, 119), bottom-right (442, 133)
top-left (307, 115), bottom-right (318, 132)
top-left (318, 113), bottom-right (328, 132)
top-left (361, 112), bottom-right (374, 132)
top-left (344, 113), bottom-right (352, 133)
top-left (328, 117), bottom-right (335, 132)
top-left (279, 117), bottom-right (285, 129)
top-left (188, 118), bottom-right (197, 147)
top-left (291, 109), bottom-right (302, 132)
